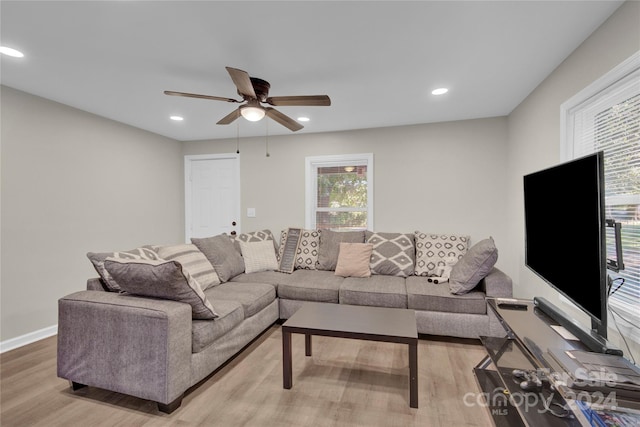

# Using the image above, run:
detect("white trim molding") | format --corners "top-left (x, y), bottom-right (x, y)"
top-left (0, 324), bottom-right (57, 353)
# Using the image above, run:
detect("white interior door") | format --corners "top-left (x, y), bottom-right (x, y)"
top-left (185, 154), bottom-right (240, 242)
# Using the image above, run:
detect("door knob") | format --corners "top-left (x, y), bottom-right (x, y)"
top-left (232, 221), bottom-right (237, 226)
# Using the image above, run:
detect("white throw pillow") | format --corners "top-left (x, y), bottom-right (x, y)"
top-left (240, 240), bottom-right (278, 274)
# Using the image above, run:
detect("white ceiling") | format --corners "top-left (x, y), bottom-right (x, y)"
top-left (0, 1), bottom-right (623, 141)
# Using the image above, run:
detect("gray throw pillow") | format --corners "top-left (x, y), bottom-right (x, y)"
top-left (449, 237), bottom-right (498, 295)
top-left (366, 231), bottom-right (415, 277)
top-left (191, 234), bottom-right (245, 282)
top-left (87, 246), bottom-right (160, 292)
top-left (316, 230), bottom-right (365, 271)
top-left (103, 258), bottom-right (218, 320)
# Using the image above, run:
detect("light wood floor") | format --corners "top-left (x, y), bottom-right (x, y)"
top-left (1, 325), bottom-right (492, 426)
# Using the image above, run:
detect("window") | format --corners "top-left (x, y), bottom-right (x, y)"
top-left (305, 154), bottom-right (373, 230)
top-left (561, 52), bottom-right (640, 337)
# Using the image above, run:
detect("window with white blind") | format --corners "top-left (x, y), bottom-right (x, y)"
top-left (305, 154), bottom-right (373, 230)
top-left (561, 52), bottom-right (640, 339)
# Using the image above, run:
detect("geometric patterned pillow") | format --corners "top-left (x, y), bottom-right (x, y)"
top-left (414, 232), bottom-right (469, 277)
top-left (365, 231), bottom-right (415, 277)
top-left (278, 228), bottom-right (320, 270)
top-left (87, 246), bottom-right (160, 292)
top-left (156, 244), bottom-right (220, 290)
top-left (230, 229), bottom-right (277, 254)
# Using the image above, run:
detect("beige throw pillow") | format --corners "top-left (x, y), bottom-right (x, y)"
top-left (334, 243), bottom-right (374, 278)
top-left (240, 240), bottom-right (279, 274)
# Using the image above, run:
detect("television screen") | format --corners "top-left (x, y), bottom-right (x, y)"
top-left (524, 152), bottom-right (606, 326)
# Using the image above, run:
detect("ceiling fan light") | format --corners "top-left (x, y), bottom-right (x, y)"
top-left (240, 105), bottom-right (265, 122)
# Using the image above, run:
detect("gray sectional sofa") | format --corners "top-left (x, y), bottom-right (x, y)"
top-left (57, 229), bottom-right (512, 413)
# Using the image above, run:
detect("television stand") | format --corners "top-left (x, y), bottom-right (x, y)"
top-left (533, 297), bottom-right (622, 355)
top-left (474, 298), bottom-right (638, 426)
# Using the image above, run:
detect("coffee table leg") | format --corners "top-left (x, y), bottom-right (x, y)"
top-left (283, 328), bottom-right (292, 389)
top-left (305, 334), bottom-right (312, 356)
top-left (409, 341), bottom-right (418, 408)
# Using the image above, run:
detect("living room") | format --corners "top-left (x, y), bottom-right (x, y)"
top-left (1, 1), bottom-right (639, 425)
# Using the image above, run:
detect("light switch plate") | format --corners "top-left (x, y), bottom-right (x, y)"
top-left (247, 208), bottom-right (256, 218)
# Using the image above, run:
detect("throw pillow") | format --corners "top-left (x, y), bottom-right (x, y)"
top-left (191, 234), bottom-right (245, 283)
top-left (278, 228), bottom-right (320, 270)
top-left (240, 240), bottom-right (279, 274)
top-left (103, 258), bottom-right (218, 320)
top-left (230, 229), bottom-right (277, 254)
top-left (277, 228), bottom-right (302, 273)
top-left (365, 231), bottom-right (415, 277)
top-left (334, 243), bottom-right (374, 278)
top-left (87, 246), bottom-right (160, 292)
top-left (156, 244), bottom-right (220, 290)
top-left (317, 230), bottom-right (365, 271)
top-left (414, 232), bottom-right (469, 276)
top-left (449, 237), bottom-right (498, 295)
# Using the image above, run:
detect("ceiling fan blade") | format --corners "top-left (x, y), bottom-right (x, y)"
top-left (217, 108), bottom-right (241, 125)
top-left (265, 107), bottom-right (303, 132)
top-left (265, 95), bottom-right (331, 106)
top-left (225, 67), bottom-right (257, 99)
top-left (164, 90), bottom-right (239, 103)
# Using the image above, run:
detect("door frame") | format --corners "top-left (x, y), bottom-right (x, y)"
top-left (184, 153), bottom-right (241, 243)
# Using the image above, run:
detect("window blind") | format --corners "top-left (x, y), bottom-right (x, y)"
top-left (568, 65), bottom-right (640, 330)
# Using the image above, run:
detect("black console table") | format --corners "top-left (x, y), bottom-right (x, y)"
top-left (475, 298), bottom-right (639, 427)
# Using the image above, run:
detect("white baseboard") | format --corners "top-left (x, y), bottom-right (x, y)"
top-left (0, 325), bottom-right (58, 353)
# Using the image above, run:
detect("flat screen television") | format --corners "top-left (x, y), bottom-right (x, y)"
top-left (523, 152), bottom-right (609, 342)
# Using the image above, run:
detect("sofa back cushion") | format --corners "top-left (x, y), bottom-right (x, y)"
top-left (317, 230), bottom-right (365, 271)
top-left (191, 234), bottom-right (245, 282)
top-left (365, 231), bottom-right (415, 277)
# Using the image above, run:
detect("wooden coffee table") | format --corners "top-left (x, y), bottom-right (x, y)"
top-left (282, 302), bottom-right (419, 408)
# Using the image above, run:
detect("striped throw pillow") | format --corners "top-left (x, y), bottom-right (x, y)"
top-left (156, 244), bottom-right (220, 290)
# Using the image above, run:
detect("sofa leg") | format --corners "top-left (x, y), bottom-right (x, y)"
top-left (157, 395), bottom-right (183, 414)
top-left (70, 381), bottom-right (87, 391)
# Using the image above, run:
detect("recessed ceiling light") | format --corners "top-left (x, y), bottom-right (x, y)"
top-left (170, 116), bottom-right (184, 121)
top-left (431, 88), bottom-right (449, 96)
top-left (0, 46), bottom-right (24, 58)
top-left (297, 117), bottom-right (310, 122)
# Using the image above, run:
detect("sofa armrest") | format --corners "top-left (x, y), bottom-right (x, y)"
top-left (57, 290), bottom-right (192, 406)
top-left (480, 267), bottom-right (513, 298)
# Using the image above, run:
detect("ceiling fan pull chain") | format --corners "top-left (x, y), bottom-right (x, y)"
top-left (236, 120), bottom-right (240, 154)
top-left (266, 119), bottom-right (270, 157)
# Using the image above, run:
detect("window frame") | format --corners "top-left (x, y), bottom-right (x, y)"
top-left (305, 153), bottom-right (374, 230)
top-left (560, 51), bottom-right (640, 342)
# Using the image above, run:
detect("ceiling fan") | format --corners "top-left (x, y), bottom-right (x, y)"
top-left (164, 67), bottom-right (331, 132)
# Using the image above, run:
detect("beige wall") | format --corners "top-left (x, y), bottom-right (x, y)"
top-left (183, 117), bottom-right (509, 270)
top-left (1, 86), bottom-right (184, 342)
top-left (505, 1), bottom-right (639, 349)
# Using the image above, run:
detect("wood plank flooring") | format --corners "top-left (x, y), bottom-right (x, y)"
top-left (1, 325), bottom-right (492, 426)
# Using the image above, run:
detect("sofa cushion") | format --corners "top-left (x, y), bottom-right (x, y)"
top-left (240, 240), bottom-right (278, 274)
top-left (156, 243), bottom-right (220, 290)
top-left (192, 299), bottom-right (244, 353)
top-left (277, 270), bottom-right (343, 303)
top-left (450, 237), bottom-right (498, 295)
top-left (191, 234), bottom-right (245, 283)
top-left (339, 275), bottom-right (407, 308)
top-left (103, 258), bottom-right (218, 320)
top-left (414, 232), bottom-right (469, 276)
top-left (406, 276), bottom-right (487, 315)
top-left (230, 271), bottom-right (291, 289)
top-left (335, 243), bottom-right (373, 278)
top-left (317, 230), bottom-right (365, 271)
top-left (87, 246), bottom-right (160, 292)
top-left (366, 231), bottom-right (415, 277)
top-left (207, 281), bottom-right (276, 318)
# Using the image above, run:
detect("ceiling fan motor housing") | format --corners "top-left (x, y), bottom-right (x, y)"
top-left (245, 77), bottom-right (270, 101)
